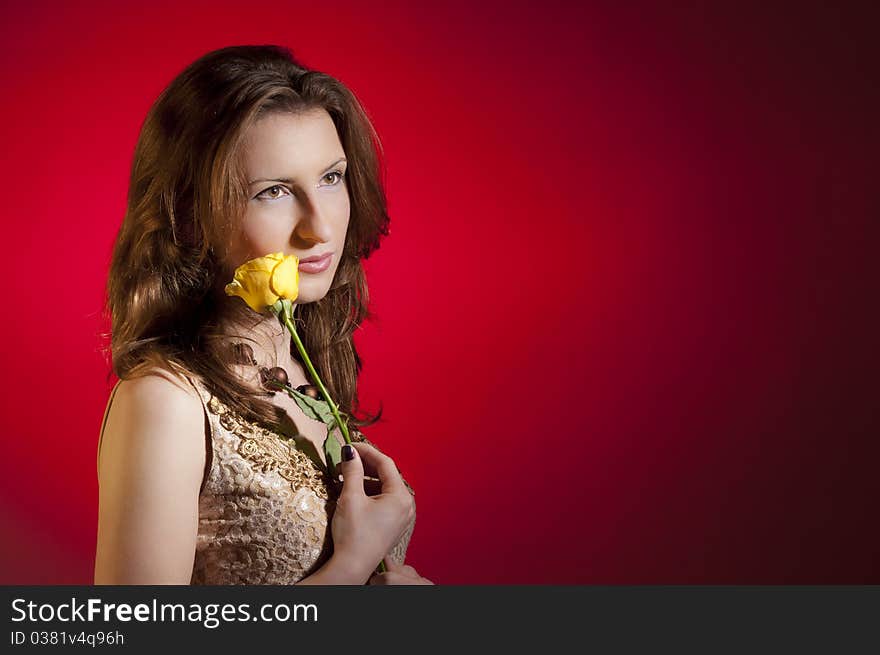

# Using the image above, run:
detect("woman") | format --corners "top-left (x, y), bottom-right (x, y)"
top-left (94, 45), bottom-right (432, 585)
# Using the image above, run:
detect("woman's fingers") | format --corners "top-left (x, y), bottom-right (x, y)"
top-left (370, 560), bottom-right (435, 585)
top-left (337, 444), bottom-right (365, 501)
top-left (369, 571), bottom-right (434, 585)
top-left (351, 442), bottom-right (406, 494)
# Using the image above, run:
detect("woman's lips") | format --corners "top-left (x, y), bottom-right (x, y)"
top-left (298, 253), bottom-right (332, 274)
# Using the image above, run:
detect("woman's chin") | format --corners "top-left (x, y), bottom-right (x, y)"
top-left (294, 285), bottom-right (331, 305)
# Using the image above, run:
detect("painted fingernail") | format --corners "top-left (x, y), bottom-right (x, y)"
top-left (342, 444), bottom-right (355, 461)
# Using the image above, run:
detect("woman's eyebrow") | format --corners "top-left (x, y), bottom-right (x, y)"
top-left (248, 157), bottom-right (347, 186)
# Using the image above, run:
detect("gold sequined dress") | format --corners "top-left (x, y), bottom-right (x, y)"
top-left (97, 374), bottom-right (415, 585)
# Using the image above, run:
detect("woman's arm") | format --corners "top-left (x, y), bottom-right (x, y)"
top-left (94, 371), bottom-right (206, 585)
top-left (295, 555), bottom-right (369, 585)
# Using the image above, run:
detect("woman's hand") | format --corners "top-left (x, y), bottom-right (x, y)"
top-left (368, 560), bottom-right (434, 585)
top-left (327, 442), bottom-right (416, 583)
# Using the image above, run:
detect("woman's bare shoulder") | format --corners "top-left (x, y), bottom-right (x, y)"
top-left (114, 366), bottom-right (203, 407)
top-left (95, 367), bottom-right (206, 584)
top-left (99, 367), bottom-right (206, 478)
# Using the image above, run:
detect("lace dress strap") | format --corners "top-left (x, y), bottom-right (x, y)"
top-left (96, 379), bottom-right (123, 475)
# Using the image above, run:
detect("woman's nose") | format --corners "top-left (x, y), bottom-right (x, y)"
top-left (294, 192), bottom-right (334, 243)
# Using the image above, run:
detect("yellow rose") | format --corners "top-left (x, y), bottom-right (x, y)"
top-left (224, 252), bottom-right (299, 312)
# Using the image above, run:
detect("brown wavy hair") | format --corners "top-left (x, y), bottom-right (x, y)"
top-left (103, 44), bottom-right (389, 432)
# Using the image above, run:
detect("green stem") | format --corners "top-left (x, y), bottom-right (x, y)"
top-left (276, 303), bottom-right (386, 576)
top-left (279, 311), bottom-right (351, 445)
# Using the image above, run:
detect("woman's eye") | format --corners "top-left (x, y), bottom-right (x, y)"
top-left (256, 185), bottom-right (289, 201)
top-left (255, 171), bottom-right (344, 201)
top-left (323, 170), bottom-right (345, 185)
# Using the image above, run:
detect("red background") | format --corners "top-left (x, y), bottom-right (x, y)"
top-left (1, 1), bottom-right (877, 584)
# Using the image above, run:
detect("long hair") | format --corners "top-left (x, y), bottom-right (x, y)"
top-left (103, 44), bottom-right (389, 431)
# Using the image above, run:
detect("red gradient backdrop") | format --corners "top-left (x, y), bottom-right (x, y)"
top-left (1, 1), bottom-right (877, 584)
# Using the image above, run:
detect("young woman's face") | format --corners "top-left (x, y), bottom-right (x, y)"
top-left (228, 108), bottom-right (351, 305)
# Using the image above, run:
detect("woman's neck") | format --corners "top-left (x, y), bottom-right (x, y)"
top-left (217, 304), bottom-right (308, 383)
